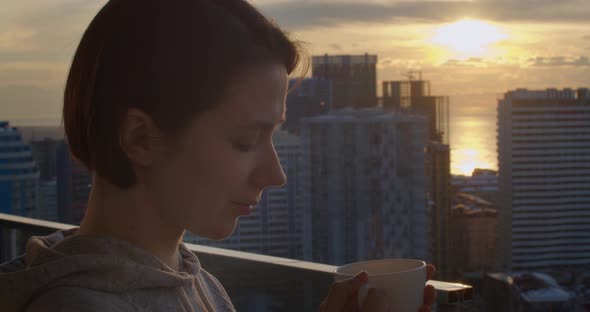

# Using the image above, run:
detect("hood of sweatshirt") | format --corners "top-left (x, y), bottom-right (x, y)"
top-left (0, 228), bottom-right (232, 311)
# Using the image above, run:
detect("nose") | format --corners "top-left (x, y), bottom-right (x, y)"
top-left (251, 142), bottom-right (287, 189)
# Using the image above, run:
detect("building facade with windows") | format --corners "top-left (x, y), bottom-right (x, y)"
top-left (300, 108), bottom-right (428, 265)
top-left (38, 178), bottom-right (58, 222)
top-left (284, 77), bottom-right (332, 135)
top-left (0, 121), bottom-right (39, 217)
top-left (56, 142), bottom-right (92, 225)
top-left (30, 138), bottom-right (62, 181)
top-left (497, 88), bottom-right (590, 271)
top-left (312, 54), bottom-right (377, 109)
top-left (382, 77), bottom-right (452, 277)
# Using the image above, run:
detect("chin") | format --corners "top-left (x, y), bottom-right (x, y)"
top-left (207, 230), bottom-right (233, 241)
top-left (208, 233), bottom-right (230, 241)
top-left (204, 221), bottom-right (238, 241)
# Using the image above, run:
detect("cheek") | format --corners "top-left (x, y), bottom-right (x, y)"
top-left (169, 146), bottom-right (252, 201)
top-left (204, 146), bottom-right (258, 185)
top-left (153, 140), bottom-right (258, 211)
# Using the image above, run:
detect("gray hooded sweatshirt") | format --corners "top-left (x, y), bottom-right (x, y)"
top-left (0, 228), bottom-right (236, 311)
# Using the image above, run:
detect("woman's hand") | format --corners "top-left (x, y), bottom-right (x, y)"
top-left (419, 264), bottom-right (437, 312)
top-left (320, 264), bottom-right (438, 312)
top-left (320, 271), bottom-right (390, 312)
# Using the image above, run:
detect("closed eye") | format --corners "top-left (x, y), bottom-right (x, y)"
top-left (233, 142), bottom-right (257, 152)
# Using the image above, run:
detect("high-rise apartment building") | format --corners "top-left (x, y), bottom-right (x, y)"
top-left (38, 178), bottom-right (58, 222)
top-left (56, 142), bottom-right (91, 225)
top-left (284, 77), bottom-right (332, 135)
top-left (382, 79), bottom-right (449, 143)
top-left (383, 77), bottom-right (452, 277)
top-left (30, 138), bottom-right (62, 180)
top-left (450, 193), bottom-right (497, 274)
top-left (452, 169), bottom-right (498, 204)
top-left (0, 121), bottom-right (39, 217)
top-left (312, 54), bottom-right (377, 109)
top-left (426, 142), bottom-right (451, 278)
top-left (300, 108), bottom-right (428, 265)
top-left (184, 131), bottom-right (304, 259)
top-left (497, 88), bottom-right (590, 271)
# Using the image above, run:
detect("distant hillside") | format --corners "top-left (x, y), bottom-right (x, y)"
top-left (18, 126), bottom-right (65, 142)
top-left (0, 84), bottom-right (62, 126)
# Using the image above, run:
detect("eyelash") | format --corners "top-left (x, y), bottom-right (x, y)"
top-left (233, 142), bottom-right (257, 152)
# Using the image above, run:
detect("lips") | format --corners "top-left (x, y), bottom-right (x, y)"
top-left (231, 201), bottom-right (256, 216)
top-left (231, 201), bottom-right (258, 207)
top-left (231, 197), bottom-right (259, 206)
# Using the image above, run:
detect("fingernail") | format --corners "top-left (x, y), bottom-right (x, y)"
top-left (355, 271), bottom-right (369, 283)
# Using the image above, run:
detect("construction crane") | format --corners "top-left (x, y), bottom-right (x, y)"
top-left (402, 70), bottom-right (422, 81)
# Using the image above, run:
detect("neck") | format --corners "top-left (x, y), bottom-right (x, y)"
top-left (79, 175), bottom-right (184, 271)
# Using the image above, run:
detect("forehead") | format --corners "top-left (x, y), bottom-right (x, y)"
top-left (215, 64), bottom-right (288, 124)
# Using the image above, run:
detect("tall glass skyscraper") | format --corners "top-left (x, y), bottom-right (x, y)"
top-left (0, 121), bottom-right (39, 217)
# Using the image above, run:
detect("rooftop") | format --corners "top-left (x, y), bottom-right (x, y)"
top-left (488, 272), bottom-right (573, 303)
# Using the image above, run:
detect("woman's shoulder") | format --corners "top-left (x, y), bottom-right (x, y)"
top-left (25, 286), bottom-right (133, 312)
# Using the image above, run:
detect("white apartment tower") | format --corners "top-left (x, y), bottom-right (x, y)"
top-left (497, 88), bottom-right (590, 271)
top-left (300, 108), bottom-right (429, 265)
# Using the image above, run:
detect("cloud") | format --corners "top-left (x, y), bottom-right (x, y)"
top-left (441, 57), bottom-right (497, 68)
top-left (529, 56), bottom-right (590, 67)
top-left (0, 0), bottom-right (107, 90)
top-left (329, 43), bottom-right (342, 51)
top-left (0, 0), bottom-right (105, 61)
top-left (380, 58), bottom-right (394, 65)
top-left (259, 0), bottom-right (590, 30)
top-left (438, 57), bottom-right (523, 70)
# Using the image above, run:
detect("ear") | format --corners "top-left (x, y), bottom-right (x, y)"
top-left (119, 108), bottom-right (163, 167)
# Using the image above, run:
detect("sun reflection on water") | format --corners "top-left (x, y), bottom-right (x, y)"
top-left (450, 115), bottom-right (497, 176)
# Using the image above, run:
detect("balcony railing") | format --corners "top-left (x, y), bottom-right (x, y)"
top-left (0, 213), bottom-right (472, 311)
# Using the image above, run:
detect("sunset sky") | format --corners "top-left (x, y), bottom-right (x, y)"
top-left (1, 0), bottom-right (589, 174)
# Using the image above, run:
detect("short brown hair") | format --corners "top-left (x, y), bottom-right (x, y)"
top-left (63, 0), bottom-right (303, 188)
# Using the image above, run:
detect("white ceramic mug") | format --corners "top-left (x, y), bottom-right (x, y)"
top-left (334, 259), bottom-right (427, 312)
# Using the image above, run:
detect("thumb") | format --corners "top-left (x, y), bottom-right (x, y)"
top-left (323, 272), bottom-right (368, 312)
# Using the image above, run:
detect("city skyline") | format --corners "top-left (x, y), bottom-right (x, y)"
top-left (2, 2), bottom-right (590, 310)
top-left (2, 0), bottom-right (589, 175)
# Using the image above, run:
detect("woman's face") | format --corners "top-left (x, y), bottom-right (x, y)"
top-left (148, 63), bottom-right (288, 240)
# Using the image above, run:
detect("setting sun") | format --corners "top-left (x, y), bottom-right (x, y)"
top-left (453, 148), bottom-right (495, 176)
top-left (432, 19), bottom-right (508, 58)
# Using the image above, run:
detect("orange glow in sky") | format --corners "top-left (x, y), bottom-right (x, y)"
top-left (430, 19), bottom-right (509, 60)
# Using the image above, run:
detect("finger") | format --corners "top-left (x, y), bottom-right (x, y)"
top-left (423, 285), bottom-right (437, 306)
top-left (324, 272), bottom-right (368, 312)
top-left (361, 288), bottom-right (390, 312)
top-left (341, 293), bottom-right (358, 312)
top-left (418, 305), bottom-right (431, 312)
top-left (426, 264), bottom-right (436, 280)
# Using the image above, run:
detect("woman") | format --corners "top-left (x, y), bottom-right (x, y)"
top-left (0, 0), bottom-right (435, 311)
